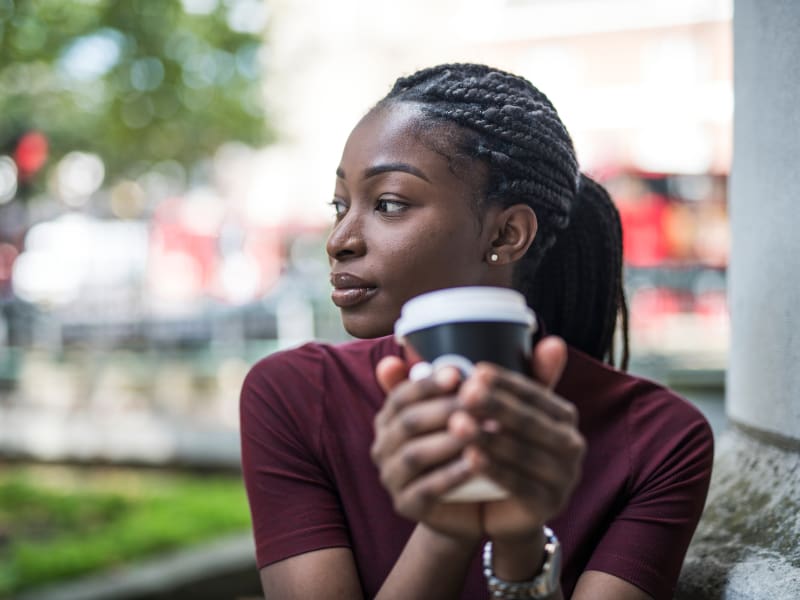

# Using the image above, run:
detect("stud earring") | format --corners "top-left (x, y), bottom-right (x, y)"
top-left (489, 252), bottom-right (499, 263)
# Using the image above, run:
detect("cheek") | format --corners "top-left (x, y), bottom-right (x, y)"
top-left (390, 219), bottom-right (480, 281)
top-left (427, 216), bottom-right (480, 260)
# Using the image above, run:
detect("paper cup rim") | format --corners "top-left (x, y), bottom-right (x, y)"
top-left (394, 286), bottom-right (536, 339)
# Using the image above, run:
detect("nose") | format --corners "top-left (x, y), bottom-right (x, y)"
top-left (326, 211), bottom-right (366, 262)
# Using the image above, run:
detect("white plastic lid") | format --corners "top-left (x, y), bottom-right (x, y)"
top-left (394, 286), bottom-right (536, 338)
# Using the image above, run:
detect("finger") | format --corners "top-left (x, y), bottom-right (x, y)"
top-left (474, 387), bottom-right (571, 449)
top-left (393, 455), bottom-right (476, 518)
top-left (460, 365), bottom-right (578, 426)
top-left (371, 397), bottom-right (459, 463)
top-left (376, 356), bottom-right (409, 394)
top-left (448, 411), bottom-right (480, 440)
top-left (472, 449), bottom-right (571, 513)
top-left (379, 430), bottom-right (470, 493)
top-left (476, 427), bottom-right (585, 487)
top-left (531, 336), bottom-right (568, 390)
top-left (375, 367), bottom-right (461, 428)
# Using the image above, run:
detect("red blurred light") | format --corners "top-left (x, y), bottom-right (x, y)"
top-left (14, 132), bottom-right (49, 179)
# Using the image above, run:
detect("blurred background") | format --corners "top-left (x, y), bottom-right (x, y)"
top-left (0, 0), bottom-right (731, 598)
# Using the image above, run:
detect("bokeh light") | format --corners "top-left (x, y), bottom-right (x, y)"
top-left (129, 57), bottom-right (165, 92)
top-left (54, 151), bottom-right (105, 206)
top-left (110, 179), bottom-right (146, 219)
top-left (58, 29), bottom-right (123, 81)
top-left (226, 0), bottom-right (270, 34)
top-left (180, 0), bottom-right (219, 16)
top-left (0, 155), bottom-right (18, 204)
top-left (13, 131), bottom-right (49, 179)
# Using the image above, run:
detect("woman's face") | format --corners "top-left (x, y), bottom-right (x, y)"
top-left (327, 102), bottom-right (502, 339)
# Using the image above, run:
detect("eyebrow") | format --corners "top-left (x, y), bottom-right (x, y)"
top-left (336, 163), bottom-right (431, 183)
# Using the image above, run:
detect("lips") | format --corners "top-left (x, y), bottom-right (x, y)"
top-left (330, 272), bottom-right (378, 308)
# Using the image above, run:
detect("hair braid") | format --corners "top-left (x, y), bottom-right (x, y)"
top-left (521, 175), bottom-right (629, 368)
top-left (380, 63), bottom-right (629, 368)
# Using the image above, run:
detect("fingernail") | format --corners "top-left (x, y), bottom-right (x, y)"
top-left (481, 419), bottom-right (501, 434)
top-left (435, 366), bottom-right (459, 387)
top-left (448, 411), bottom-right (477, 438)
top-left (458, 378), bottom-right (483, 408)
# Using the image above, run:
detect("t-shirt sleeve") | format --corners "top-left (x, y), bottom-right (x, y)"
top-left (240, 345), bottom-right (350, 569)
top-left (584, 389), bottom-right (714, 600)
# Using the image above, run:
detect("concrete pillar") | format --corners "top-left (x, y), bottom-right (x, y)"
top-left (676, 0), bottom-right (800, 597)
top-left (727, 0), bottom-right (800, 440)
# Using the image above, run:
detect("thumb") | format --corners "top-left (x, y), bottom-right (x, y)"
top-left (531, 336), bottom-right (568, 390)
top-left (376, 356), bottom-right (409, 394)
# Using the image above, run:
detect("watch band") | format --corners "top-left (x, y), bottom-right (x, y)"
top-left (482, 526), bottom-right (562, 599)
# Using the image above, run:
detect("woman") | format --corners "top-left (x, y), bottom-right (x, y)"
top-left (240, 64), bottom-right (713, 599)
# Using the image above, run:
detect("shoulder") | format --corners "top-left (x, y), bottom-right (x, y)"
top-left (246, 334), bottom-right (401, 374)
top-left (242, 335), bottom-right (401, 402)
top-left (559, 346), bottom-right (711, 429)
top-left (240, 335), bottom-right (402, 456)
top-left (319, 334), bottom-right (403, 367)
top-left (558, 346), bottom-right (671, 405)
top-left (559, 346), bottom-right (713, 466)
top-left (555, 349), bottom-right (713, 597)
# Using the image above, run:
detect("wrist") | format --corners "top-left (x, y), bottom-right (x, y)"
top-left (483, 526), bottom-right (562, 599)
top-left (491, 529), bottom-right (546, 581)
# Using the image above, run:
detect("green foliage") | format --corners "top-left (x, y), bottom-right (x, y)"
top-left (0, 0), bottom-right (271, 198)
top-left (0, 467), bottom-right (252, 596)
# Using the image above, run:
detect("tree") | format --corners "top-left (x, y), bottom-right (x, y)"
top-left (0, 0), bottom-right (271, 201)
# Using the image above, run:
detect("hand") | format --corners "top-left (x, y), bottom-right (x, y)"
top-left (372, 336), bottom-right (583, 547)
top-left (455, 336), bottom-right (585, 543)
top-left (371, 360), bottom-right (483, 542)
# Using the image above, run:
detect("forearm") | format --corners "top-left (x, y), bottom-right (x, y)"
top-left (376, 524), bottom-right (480, 600)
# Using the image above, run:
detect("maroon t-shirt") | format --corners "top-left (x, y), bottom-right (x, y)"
top-left (240, 336), bottom-right (713, 599)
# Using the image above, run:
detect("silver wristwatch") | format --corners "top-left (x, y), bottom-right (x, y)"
top-left (482, 526), bottom-right (562, 599)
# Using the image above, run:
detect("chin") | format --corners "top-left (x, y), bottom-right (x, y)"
top-left (341, 315), bottom-right (394, 340)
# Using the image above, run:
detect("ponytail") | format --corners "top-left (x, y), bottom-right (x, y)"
top-left (518, 174), bottom-right (629, 370)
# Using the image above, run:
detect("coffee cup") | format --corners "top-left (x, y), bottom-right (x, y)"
top-left (394, 286), bottom-right (537, 502)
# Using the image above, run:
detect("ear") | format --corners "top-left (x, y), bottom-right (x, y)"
top-left (487, 204), bottom-right (538, 263)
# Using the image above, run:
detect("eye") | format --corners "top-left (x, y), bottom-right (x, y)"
top-left (329, 198), bottom-right (348, 219)
top-left (375, 197), bottom-right (408, 214)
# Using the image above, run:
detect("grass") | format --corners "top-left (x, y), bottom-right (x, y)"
top-left (0, 465), bottom-right (252, 597)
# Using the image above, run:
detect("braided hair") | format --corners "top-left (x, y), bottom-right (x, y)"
top-left (379, 63), bottom-right (629, 369)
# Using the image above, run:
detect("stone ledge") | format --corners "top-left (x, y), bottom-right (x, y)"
top-left (14, 533), bottom-right (261, 600)
top-left (676, 426), bottom-right (800, 599)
